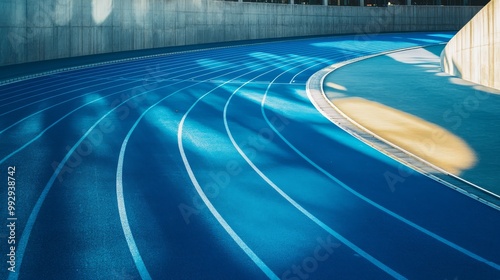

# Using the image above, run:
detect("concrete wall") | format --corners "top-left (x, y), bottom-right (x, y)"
top-left (442, 0), bottom-right (499, 90)
top-left (0, 0), bottom-right (482, 67)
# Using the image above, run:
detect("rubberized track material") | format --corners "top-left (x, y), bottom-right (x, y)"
top-left (1, 32), bottom-right (499, 280)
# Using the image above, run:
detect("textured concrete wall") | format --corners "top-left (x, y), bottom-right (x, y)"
top-left (442, 0), bottom-right (499, 90)
top-left (0, 0), bottom-right (482, 67)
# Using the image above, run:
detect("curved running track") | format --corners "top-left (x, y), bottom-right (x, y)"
top-left (1, 32), bottom-right (499, 280)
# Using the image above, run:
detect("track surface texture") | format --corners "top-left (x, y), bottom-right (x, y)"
top-left (0, 32), bottom-right (499, 280)
top-left (322, 45), bottom-right (500, 198)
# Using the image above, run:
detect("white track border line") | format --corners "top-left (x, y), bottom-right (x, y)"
top-left (8, 50), bottom-right (268, 279)
top-left (7, 91), bottom-right (159, 280)
top-left (306, 44), bottom-right (500, 209)
top-left (175, 41), bottom-right (414, 279)
top-left (0, 43), bottom-right (258, 104)
top-left (1, 31), bottom-right (437, 87)
top-left (177, 70), bottom-right (284, 280)
top-left (0, 34), bottom-right (352, 87)
top-left (0, 46), bottom-right (258, 122)
top-left (223, 60), bottom-right (407, 279)
top-left (6, 37), bottom-right (345, 279)
top-left (116, 55), bottom-right (290, 280)
top-left (117, 135), bottom-right (153, 280)
top-left (6, 34), bottom-right (460, 279)
top-left (257, 45), bottom-right (500, 270)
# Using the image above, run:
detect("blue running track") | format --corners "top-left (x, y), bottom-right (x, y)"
top-left (1, 32), bottom-right (499, 280)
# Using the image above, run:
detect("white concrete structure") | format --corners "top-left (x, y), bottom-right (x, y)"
top-left (442, 0), bottom-right (499, 90)
top-left (0, 0), bottom-right (482, 67)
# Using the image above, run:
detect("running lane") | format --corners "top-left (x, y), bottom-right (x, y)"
top-left (1, 32), bottom-right (499, 280)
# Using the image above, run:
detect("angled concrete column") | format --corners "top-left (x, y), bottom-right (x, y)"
top-left (360, 0), bottom-right (365, 6)
top-left (323, 0), bottom-right (328, 5)
top-left (442, 0), bottom-right (500, 90)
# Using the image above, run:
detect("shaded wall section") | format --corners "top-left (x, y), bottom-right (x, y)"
top-left (442, 0), bottom-right (499, 90)
top-left (0, 0), bottom-right (482, 67)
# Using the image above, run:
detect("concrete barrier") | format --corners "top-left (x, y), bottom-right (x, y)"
top-left (442, 0), bottom-right (499, 90)
top-left (0, 0), bottom-right (482, 67)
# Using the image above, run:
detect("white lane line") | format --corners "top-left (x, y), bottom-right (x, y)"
top-left (0, 49), bottom-right (254, 161)
top-left (0, 48), bottom-right (215, 98)
top-left (176, 73), bottom-right (288, 280)
top-left (0, 45), bottom-right (253, 107)
top-left (7, 42), bottom-right (330, 279)
top-left (116, 56), bottom-right (286, 278)
top-left (7, 92), bottom-right (155, 280)
top-left (222, 59), bottom-right (406, 279)
top-left (0, 46), bottom-right (252, 118)
top-left (264, 48), bottom-right (500, 271)
top-left (178, 114), bottom-right (279, 280)
top-left (288, 60), bottom-right (329, 84)
top-left (7, 35), bottom-right (449, 279)
top-left (9, 53), bottom-right (253, 278)
top-left (117, 125), bottom-right (153, 280)
top-left (0, 93), bottom-right (114, 164)
top-left (0, 78), bottom-right (129, 119)
top-left (116, 42), bottom-right (356, 279)
top-left (0, 81), bottom-right (144, 134)
top-left (0, 33), bottom-right (322, 94)
top-left (114, 62), bottom-right (252, 279)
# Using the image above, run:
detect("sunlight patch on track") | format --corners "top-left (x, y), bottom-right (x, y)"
top-left (332, 97), bottom-right (476, 175)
